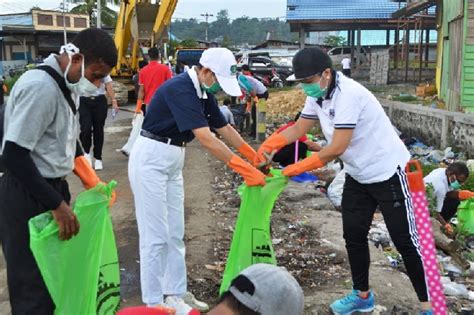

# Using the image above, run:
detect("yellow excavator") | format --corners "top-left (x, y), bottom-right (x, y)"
top-left (111, 0), bottom-right (177, 77)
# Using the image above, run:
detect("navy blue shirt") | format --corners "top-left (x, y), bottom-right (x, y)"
top-left (142, 72), bottom-right (228, 143)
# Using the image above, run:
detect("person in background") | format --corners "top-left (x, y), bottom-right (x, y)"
top-left (1, 76), bottom-right (7, 107)
top-left (341, 57), bottom-right (351, 78)
top-left (238, 73), bottom-right (268, 138)
top-left (135, 47), bottom-right (172, 115)
top-left (241, 64), bottom-right (253, 77)
top-left (0, 28), bottom-right (117, 315)
top-left (272, 112), bottom-right (322, 167)
top-left (220, 98), bottom-right (236, 128)
top-left (208, 264), bottom-right (304, 315)
top-left (133, 60), bottom-right (149, 100)
top-left (424, 162), bottom-right (473, 234)
top-left (79, 74), bottom-right (118, 170)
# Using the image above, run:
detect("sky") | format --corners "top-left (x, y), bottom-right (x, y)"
top-left (0, 0), bottom-right (288, 20)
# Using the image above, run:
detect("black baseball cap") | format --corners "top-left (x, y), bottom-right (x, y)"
top-left (287, 47), bottom-right (333, 82)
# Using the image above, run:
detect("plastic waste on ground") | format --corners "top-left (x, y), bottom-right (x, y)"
top-left (290, 172), bottom-right (318, 183)
top-left (219, 169), bottom-right (288, 295)
top-left (29, 181), bottom-right (120, 315)
top-left (327, 170), bottom-right (346, 208)
top-left (121, 112), bottom-right (144, 156)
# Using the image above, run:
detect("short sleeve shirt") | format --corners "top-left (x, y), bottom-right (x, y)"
top-left (238, 74), bottom-right (267, 96)
top-left (424, 168), bottom-right (451, 212)
top-left (219, 105), bottom-right (235, 125)
top-left (139, 61), bottom-right (173, 104)
top-left (142, 67), bottom-right (228, 143)
top-left (341, 58), bottom-right (351, 69)
top-left (301, 72), bottom-right (410, 184)
top-left (90, 75), bottom-right (112, 96)
top-left (2, 54), bottom-right (78, 178)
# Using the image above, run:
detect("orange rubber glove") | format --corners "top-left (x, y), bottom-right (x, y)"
top-left (443, 223), bottom-right (454, 237)
top-left (237, 142), bottom-right (257, 162)
top-left (282, 153), bottom-right (325, 177)
top-left (73, 156), bottom-right (116, 206)
top-left (227, 155), bottom-right (266, 186)
top-left (135, 99), bottom-right (143, 113)
top-left (253, 96), bottom-right (259, 104)
top-left (254, 132), bottom-right (289, 166)
top-left (459, 190), bottom-right (474, 200)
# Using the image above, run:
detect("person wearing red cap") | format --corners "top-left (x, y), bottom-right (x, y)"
top-left (128, 47), bottom-right (265, 314)
top-left (255, 47), bottom-right (432, 315)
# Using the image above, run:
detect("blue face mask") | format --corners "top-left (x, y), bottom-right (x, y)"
top-left (450, 180), bottom-right (461, 190)
top-left (301, 82), bottom-right (327, 98)
top-left (202, 81), bottom-right (221, 94)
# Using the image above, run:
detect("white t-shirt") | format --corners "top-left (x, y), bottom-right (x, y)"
top-left (219, 105), bottom-right (235, 125)
top-left (341, 58), bottom-right (351, 70)
top-left (90, 75), bottom-right (113, 96)
top-left (301, 72), bottom-right (410, 184)
top-left (424, 168), bottom-right (451, 212)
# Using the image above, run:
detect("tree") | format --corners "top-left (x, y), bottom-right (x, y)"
top-left (67, 0), bottom-right (119, 28)
top-left (324, 35), bottom-right (347, 47)
top-left (180, 39), bottom-right (198, 48)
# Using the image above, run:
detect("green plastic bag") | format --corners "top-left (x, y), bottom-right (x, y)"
top-left (29, 182), bottom-right (120, 315)
top-left (457, 199), bottom-right (474, 236)
top-left (219, 170), bottom-right (288, 295)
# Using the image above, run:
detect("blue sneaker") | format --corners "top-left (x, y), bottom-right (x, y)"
top-left (420, 311), bottom-right (433, 315)
top-left (330, 289), bottom-right (375, 315)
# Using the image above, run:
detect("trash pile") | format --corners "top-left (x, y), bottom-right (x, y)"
top-left (266, 88), bottom-right (306, 120)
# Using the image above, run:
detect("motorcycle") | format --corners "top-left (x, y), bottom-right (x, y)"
top-left (254, 68), bottom-right (284, 88)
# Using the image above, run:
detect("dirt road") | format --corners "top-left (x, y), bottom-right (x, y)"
top-left (0, 108), bottom-right (432, 314)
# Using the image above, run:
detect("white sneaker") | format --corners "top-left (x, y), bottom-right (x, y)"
top-left (164, 296), bottom-right (194, 315)
top-left (84, 153), bottom-right (92, 166)
top-left (94, 159), bottom-right (103, 171)
top-left (183, 292), bottom-right (209, 312)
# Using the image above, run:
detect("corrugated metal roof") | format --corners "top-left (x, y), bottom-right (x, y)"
top-left (0, 13), bottom-right (33, 31)
top-left (286, 0), bottom-right (407, 21)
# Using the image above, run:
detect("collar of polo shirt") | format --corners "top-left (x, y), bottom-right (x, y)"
top-left (188, 66), bottom-right (208, 100)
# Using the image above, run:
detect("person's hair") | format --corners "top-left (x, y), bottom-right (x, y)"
top-left (219, 292), bottom-right (260, 315)
top-left (72, 28), bottom-right (117, 68)
top-left (447, 162), bottom-right (469, 178)
top-left (138, 60), bottom-right (148, 69)
top-left (224, 98), bottom-right (231, 105)
top-left (294, 112), bottom-right (301, 121)
top-left (242, 64), bottom-right (250, 71)
top-left (148, 47), bottom-right (159, 60)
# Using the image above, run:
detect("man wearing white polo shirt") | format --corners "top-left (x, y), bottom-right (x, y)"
top-left (254, 47), bottom-right (432, 315)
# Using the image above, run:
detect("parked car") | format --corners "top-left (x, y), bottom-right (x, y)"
top-left (238, 55), bottom-right (293, 83)
top-left (327, 46), bottom-right (368, 65)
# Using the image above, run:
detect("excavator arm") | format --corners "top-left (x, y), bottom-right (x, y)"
top-left (112, 0), bottom-right (178, 77)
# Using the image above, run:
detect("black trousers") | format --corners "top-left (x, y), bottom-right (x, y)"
top-left (79, 95), bottom-right (108, 160)
top-left (440, 196), bottom-right (460, 222)
top-left (342, 69), bottom-right (351, 78)
top-left (250, 91), bottom-right (269, 137)
top-left (0, 173), bottom-right (71, 314)
top-left (273, 142), bottom-right (308, 167)
top-left (341, 168), bottom-right (428, 302)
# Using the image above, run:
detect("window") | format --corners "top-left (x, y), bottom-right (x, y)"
top-left (57, 16), bottom-right (71, 27)
top-left (38, 14), bottom-right (53, 26)
top-left (74, 17), bottom-right (87, 28)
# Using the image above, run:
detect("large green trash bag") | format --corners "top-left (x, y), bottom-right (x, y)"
top-left (29, 181), bottom-right (120, 315)
top-left (219, 169), bottom-right (288, 295)
top-left (457, 199), bottom-right (474, 236)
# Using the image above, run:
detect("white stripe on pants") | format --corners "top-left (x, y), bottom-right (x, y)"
top-left (128, 135), bottom-right (186, 306)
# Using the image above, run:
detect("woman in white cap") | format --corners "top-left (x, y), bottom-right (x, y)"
top-left (128, 48), bottom-right (266, 314)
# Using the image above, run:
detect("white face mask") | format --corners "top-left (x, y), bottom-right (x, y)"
top-left (61, 44), bottom-right (98, 96)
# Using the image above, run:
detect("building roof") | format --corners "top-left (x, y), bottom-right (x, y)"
top-left (0, 13), bottom-right (33, 31)
top-left (286, 0), bottom-right (406, 21)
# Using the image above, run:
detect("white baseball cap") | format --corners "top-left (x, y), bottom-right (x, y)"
top-left (199, 48), bottom-right (242, 97)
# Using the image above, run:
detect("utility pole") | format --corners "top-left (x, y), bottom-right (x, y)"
top-left (200, 12), bottom-right (213, 41)
top-left (97, 0), bottom-right (102, 29)
top-left (60, 0), bottom-right (67, 45)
